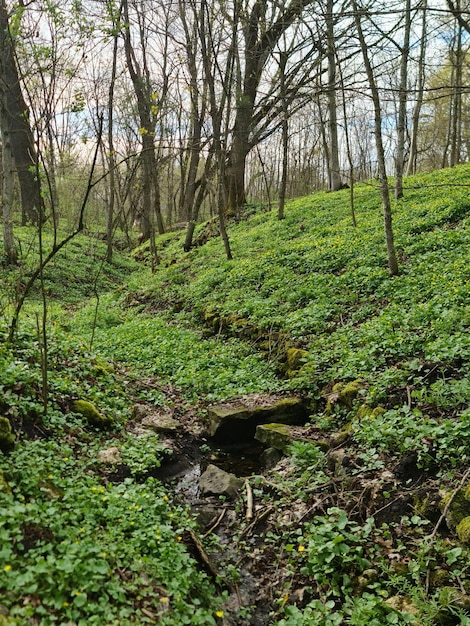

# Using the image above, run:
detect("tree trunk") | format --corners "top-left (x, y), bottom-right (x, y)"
top-left (0, 0), bottom-right (42, 225)
top-left (1, 122), bottom-right (17, 265)
top-left (406, 0), bottom-right (427, 176)
top-left (122, 0), bottom-right (164, 241)
top-left (450, 10), bottom-right (463, 167)
top-left (354, 2), bottom-right (399, 277)
top-left (395, 0), bottom-right (411, 200)
top-left (326, 0), bottom-right (343, 192)
top-left (278, 51), bottom-right (288, 220)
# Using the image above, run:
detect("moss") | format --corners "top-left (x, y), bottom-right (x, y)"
top-left (0, 417), bottom-right (15, 453)
top-left (355, 404), bottom-right (386, 420)
top-left (456, 516), bottom-right (470, 544)
top-left (285, 347), bottom-right (309, 373)
top-left (441, 485), bottom-right (470, 529)
top-left (326, 380), bottom-right (365, 413)
top-left (72, 400), bottom-right (113, 429)
top-left (0, 469), bottom-right (11, 495)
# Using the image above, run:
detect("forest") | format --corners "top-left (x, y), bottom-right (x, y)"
top-left (1, 0), bottom-right (470, 625)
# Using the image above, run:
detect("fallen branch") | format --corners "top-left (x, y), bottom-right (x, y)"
top-left (203, 507), bottom-right (227, 537)
top-left (245, 479), bottom-right (254, 521)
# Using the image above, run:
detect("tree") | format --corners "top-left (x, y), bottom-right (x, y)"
top-left (225, 0), bottom-right (318, 215)
top-left (0, 0), bottom-right (42, 226)
top-left (353, 1), bottom-right (399, 276)
top-left (394, 0), bottom-right (412, 199)
top-left (405, 0), bottom-right (427, 176)
top-left (121, 0), bottom-right (164, 241)
top-left (324, 0), bottom-right (343, 191)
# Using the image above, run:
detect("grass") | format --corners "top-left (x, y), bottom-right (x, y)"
top-left (1, 164), bottom-right (470, 624)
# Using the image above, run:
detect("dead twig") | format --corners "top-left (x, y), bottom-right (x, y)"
top-left (203, 508), bottom-right (227, 537)
top-left (245, 479), bottom-right (254, 521)
top-left (237, 506), bottom-right (275, 542)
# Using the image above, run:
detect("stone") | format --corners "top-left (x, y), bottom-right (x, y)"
top-left (0, 469), bottom-right (11, 495)
top-left (255, 423), bottom-right (329, 453)
top-left (0, 417), bottom-right (15, 453)
top-left (260, 447), bottom-right (283, 469)
top-left (207, 394), bottom-right (308, 442)
top-left (72, 400), bottom-right (113, 429)
top-left (141, 414), bottom-right (179, 434)
top-left (384, 596), bottom-right (419, 622)
top-left (326, 380), bottom-right (365, 413)
top-left (97, 447), bottom-right (122, 465)
top-left (456, 516), bottom-right (470, 544)
top-left (285, 347), bottom-right (310, 377)
top-left (440, 483), bottom-right (470, 531)
top-left (199, 464), bottom-right (244, 499)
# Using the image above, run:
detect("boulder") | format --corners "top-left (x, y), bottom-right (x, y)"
top-left (207, 394), bottom-right (308, 442)
top-left (255, 423), bottom-right (329, 453)
top-left (199, 464), bottom-right (244, 499)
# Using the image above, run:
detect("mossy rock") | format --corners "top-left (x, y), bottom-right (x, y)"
top-left (285, 347), bottom-right (310, 377)
top-left (440, 483), bottom-right (470, 530)
top-left (355, 404), bottom-right (386, 420)
top-left (456, 516), bottom-right (470, 544)
top-left (255, 423), bottom-right (329, 453)
top-left (0, 417), bottom-right (15, 453)
top-left (326, 380), bottom-right (365, 413)
top-left (0, 469), bottom-right (11, 495)
top-left (72, 400), bottom-right (113, 429)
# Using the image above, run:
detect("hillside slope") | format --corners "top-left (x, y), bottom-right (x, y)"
top-left (1, 165), bottom-right (470, 625)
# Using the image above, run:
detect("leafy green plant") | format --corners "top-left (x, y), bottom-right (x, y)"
top-left (119, 432), bottom-right (172, 476)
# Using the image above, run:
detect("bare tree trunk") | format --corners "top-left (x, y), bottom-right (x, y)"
top-left (106, 8), bottom-right (120, 263)
top-left (406, 0), bottom-right (427, 176)
top-left (278, 51), bottom-right (288, 220)
top-left (353, 2), bottom-right (399, 276)
top-left (450, 7), bottom-right (463, 167)
top-left (1, 118), bottom-right (17, 265)
top-left (395, 0), bottom-right (411, 200)
top-left (122, 0), bottom-right (164, 241)
top-left (338, 51), bottom-right (356, 226)
top-left (326, 0), bottom-right (342, 191)
top-left (0, 0), bottom-right (42, 226)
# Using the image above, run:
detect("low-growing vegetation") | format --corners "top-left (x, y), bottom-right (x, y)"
top-left (1, 165), bottom-right (470, 624)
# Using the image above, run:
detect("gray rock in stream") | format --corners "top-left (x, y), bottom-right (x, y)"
top-left (199, 464), bottom-right (244, 500)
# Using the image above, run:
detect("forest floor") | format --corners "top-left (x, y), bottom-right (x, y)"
top-left (1, 165), bottom-right (470, 624)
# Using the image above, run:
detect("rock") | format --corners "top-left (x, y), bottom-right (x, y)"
top-left (355, 404), bottom-right (386, 420)
top-left (255, 423), bottom-right (329, 453)
top-left (440, 483), bottom-right (470, 532)
top-left (141, 414), bottom-right (179, 434)
top-left (0, 417), bottom-right (15, 453)
top-left (456, 516), bottom-right (470, 543)
top-left (199, 464), bottom-right (244, 499)
top-left (260, 447), bottom-right (283, 469)
top-left (326, 380), bottom-right (365, 413)
top-left (285, 347), bottom-right (310, 377)
top-left (384, 596), bottom-right (419, 622)
top-left (133, 404), bottom-right (180, 434)
top-left (207, 394), bottom-right (308, 442)
top-left (0, 469), bottom-right (11, 495)
top-left (98, 447), bottom-right (122, 465)
top-left (72, 400), bottom-right (113, 429)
